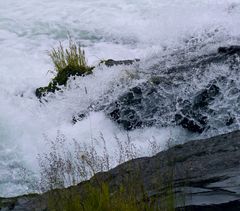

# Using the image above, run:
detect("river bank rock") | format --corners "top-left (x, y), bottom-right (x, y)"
top-left (1, 130), bottom-right (240, 210)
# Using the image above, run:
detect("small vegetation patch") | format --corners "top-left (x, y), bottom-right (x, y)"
top-left (36, 39), bottom-right (94, 98)
top-left (36, 133), bottom-right (178, 211)
top-left (49, 40), bottom-right (91, 74)
top-left (46, 182), bottom-right (164, 211)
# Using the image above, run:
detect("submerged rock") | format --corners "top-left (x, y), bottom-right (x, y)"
top-left (106, 80), bottom-right (170, 130)
top-left (175, 82), bottom-right (220, 133)
top-left (104, 46), bottom-right (240, 133)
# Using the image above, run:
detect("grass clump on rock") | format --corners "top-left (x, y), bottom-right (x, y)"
top-left (36, 39), bottom-right (94, 98)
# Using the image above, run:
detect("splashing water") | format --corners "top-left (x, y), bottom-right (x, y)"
top-left (1, 0), bottom-right (240, 197)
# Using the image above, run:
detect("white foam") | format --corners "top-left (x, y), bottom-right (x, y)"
top-left (0, 0), bottom-right (239, 197)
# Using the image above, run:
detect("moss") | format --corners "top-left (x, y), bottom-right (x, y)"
top-left (53, 65), bottom-right (93, 85)
top-left (36, 65), bottom-right (94, 98)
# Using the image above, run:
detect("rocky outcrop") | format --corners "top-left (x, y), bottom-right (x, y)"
top-left (98, 130), bottom-right (240, 209)
top-left (104, 46), bottom-right (240, 133)
top-left (1, 130), bottom-right (240, 210)
top-left (36, 59), bottom-right (139, 99)
top-left (41, 46), bottom-right (240, 134)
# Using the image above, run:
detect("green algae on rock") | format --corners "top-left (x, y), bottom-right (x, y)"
top-left (35, 65), bottom-right (94, 98)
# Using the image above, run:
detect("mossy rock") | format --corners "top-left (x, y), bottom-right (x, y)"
top-left (36, 65), bottom-right (94, 98)
top-left (36, 58), bottom-right (140, 99)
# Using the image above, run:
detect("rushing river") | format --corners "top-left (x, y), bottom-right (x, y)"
top-left (0, 0), bottom-right (240, 197)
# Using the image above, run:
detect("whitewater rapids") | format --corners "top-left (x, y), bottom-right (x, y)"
top-left (0, 0), bottom-right (240, 197)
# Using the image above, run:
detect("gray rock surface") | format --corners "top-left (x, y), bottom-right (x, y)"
top-left (1, 130), bottom-right (240, 210)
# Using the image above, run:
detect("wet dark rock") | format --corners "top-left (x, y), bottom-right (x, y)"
top-left (226, 116), bottom-right (235, 126)
top-left (175, 82), bottom-right (220, 133)
top-left (104, 47), bottom-right (240, 133)
top-left (193, 83), bottom-right (220, 109)
top-left (100, 59), bottom-right (140, 67)
top-left (180, 200), bottom-right (240, 211)
top-left (218, 45), bottom-right (240, 55)
top-left (175, 114), bottom-right (206, 133)
top-left (106, 79), bottom-right (222, 133)
top-left (2, 130), bottom-right (240, 210)
top-left (106, 82), bottom-right (161, 130)
top-left (108, 86), bottom-right (144, 130)
top-left (72, 113), bottom-right (87, 124)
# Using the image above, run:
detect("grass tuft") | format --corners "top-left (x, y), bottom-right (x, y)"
top-left (36, 39), bottom-right (94, 98)
top-left (49, 39), bottom-right (90, 74)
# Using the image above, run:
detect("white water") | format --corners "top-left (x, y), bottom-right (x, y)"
top-left (0, 0), bottom-right (240, 197)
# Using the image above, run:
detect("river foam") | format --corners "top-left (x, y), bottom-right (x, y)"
top-left (0, 0), bottom-right (240, 197)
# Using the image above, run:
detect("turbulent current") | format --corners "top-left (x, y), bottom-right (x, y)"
top-left (1, 0), bottom-right (240, 197)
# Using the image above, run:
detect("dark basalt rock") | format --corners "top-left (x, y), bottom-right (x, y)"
top-left (175, 82), bottom-right (220, 133)
top-left (100, 59), bottom-right (140, 67)
top-left (108, 86), bottom-right (144, 130)
top-left (106, 82), bottom-right (162, 130)
top-left (106, 79), bottom-right (222, 133)
top-left (2, 130), bottom-right (240, 210)
top-left (218, 45), bottom-right (240, 55)
top-left (193, 83), bottom-right (220, 109)
top-left (105, 46), bottom-right (240, 133)
top-left (72, 113), bottom-right (87, 124)
top-left (175, 113), bottom-right (206, 133)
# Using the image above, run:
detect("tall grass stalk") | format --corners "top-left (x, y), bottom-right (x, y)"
top-left (37, 133), bottom-right (180, 210)
top-left (49, 39), bottom-right (90, 74)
